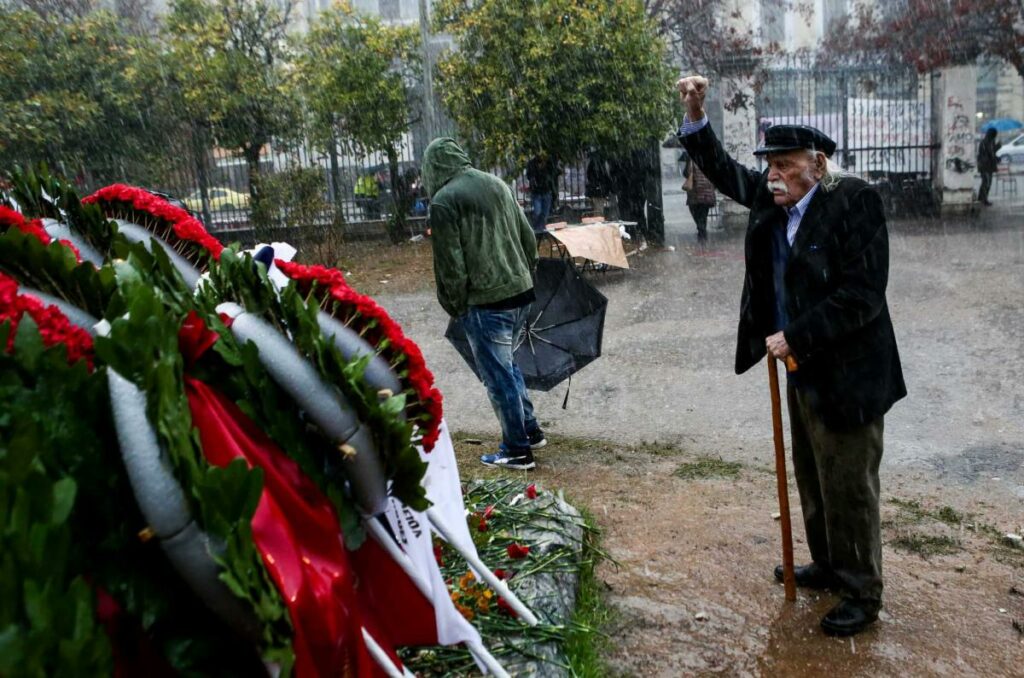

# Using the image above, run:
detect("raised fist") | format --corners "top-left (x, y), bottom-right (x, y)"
top-left (677, 76), bottom-right (709, 120)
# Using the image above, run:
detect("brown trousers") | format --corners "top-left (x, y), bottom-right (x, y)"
top-left (788, 383), bottom-right (884, 601)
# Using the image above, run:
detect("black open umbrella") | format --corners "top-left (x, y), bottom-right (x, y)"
top-left (445, 258), bottom-right (607, 391)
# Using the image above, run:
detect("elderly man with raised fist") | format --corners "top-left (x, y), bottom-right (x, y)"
top-left (675, 76), bottom-right (906, 637)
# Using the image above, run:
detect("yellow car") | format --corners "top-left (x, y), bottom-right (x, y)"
top-left (183, 187), bottom-right (250, 212)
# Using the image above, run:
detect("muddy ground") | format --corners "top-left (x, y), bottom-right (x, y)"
top-left (352, 198), bottom-right (1024, 675)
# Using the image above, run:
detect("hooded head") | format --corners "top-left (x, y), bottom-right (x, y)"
top-left (422, 137), bottom-right (472, 198)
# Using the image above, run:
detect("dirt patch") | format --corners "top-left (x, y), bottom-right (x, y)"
top-left (452, 432), bottom-right (1024, 676)
top-left (303, 238), bottom-right (435, 298)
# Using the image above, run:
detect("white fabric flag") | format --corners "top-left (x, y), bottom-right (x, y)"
top-left (382, 488), bottom-right (482, 649)
top-left (418, 420), bottom-right (478, 555)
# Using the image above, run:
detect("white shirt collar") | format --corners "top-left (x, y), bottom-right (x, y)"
top-left (787, 182), bottom-right (820, 219)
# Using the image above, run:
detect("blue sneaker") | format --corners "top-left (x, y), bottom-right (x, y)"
top-left (480, 446), bottom-right (536, 470)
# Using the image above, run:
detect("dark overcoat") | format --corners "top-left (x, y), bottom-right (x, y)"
top-left (681, 123), bottom-right (906, 430)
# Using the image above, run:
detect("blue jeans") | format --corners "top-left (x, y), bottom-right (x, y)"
top-left (462, 304), bottom-right (539, 452)
top-left (531, 193), bottom-right (553, 232)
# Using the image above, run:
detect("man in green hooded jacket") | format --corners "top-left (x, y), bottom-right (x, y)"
top-left (423, 137), bottom-right (546, 469)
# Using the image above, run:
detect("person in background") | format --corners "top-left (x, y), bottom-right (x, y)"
top-left (682, 152), bottom-right (717, 246)
top-left (354, 171), bottom-right (382, 220)
top-left (977, 128), bottom-right (1001, 206)
top-left (423, 137), bottom-right (547, 470)
top-left (610, 143), bottom-right (665, 246)
top-left (677, 75), bottom-right (906, 638)
top-left (526, 152), bottom-right (561, 233)
top-left (585, 150), bottom-right (613, 216)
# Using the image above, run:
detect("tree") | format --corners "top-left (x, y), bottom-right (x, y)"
top-left (431, 0), bottom-right (674, 171)
top-left (164, 0), bottom-right (299, 235)
top-left (828, 0), bottom-right (1024, 80)
top-left (0, 8), bottom-right (167, 182)
top-left (300, 2), bottom-right (422, 241)
top-left (646, 0), bottom-right (805, 111)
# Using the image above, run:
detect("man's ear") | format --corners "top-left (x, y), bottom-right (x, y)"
top-left (814, 152), bottom-right (827, 179)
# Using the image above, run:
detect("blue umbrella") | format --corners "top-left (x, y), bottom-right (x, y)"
top-left (980, 118), bottom-right (1023, 133)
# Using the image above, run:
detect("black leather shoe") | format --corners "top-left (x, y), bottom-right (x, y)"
top-left (821, 597), bottom-right (880, 637)
top-left (773, 562), bottom-right (838, 590)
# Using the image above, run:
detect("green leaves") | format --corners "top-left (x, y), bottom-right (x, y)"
top-left (0, 9), bottom-right (173, 179)
top-left (300, 4), bottom-right (421, 157)
top-left (0, 227), bottom-right (115, 320)
top-left (433, 0), bottom-right (674, 168)
top-left (0, 324), bottom-right (114, 677)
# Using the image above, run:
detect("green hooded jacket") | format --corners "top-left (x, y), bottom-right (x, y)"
top-left (423, 138), bottom-right (538, 317)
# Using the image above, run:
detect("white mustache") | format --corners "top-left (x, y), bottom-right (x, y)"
top-left (767, 180), bottom-right (789, 194)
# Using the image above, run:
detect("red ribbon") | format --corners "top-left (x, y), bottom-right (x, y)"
top-left (180, 314), bottom-right (402, 677)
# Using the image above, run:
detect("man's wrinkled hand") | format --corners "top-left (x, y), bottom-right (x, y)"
top-left (766, 331), bottom-right (792, 360)
top-left (677, 75), bottom-right (709, 119)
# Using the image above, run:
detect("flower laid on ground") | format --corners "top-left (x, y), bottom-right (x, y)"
top-left (84, 184), bottom-right (224, 263)
top-left (448, 570), bottom-right (496, 621)
top-left (496, 597), bottom-right (518, 618)
top-left (276, 259), bottom-right (444, 450)
top-left (526, 483), bottom-right (538, 499)
top-left (506, 543), bottom-right (530, 560)
top-left (409, 479), bottom-right (600, 675)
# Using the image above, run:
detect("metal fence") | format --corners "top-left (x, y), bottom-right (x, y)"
top-left (68, 94), bottom-right (598, 243)
top-left (755, 55), bottom-right (939, 216)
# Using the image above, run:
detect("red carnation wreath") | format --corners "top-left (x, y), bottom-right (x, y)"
top-left (0, 272), bottom-right (94, 368)
top-left (276, 260), bottom-right (444, 450)
top-left (0, 205), bottom-right (51, 244)
top-left (83, 184), bottom-right (224, 264)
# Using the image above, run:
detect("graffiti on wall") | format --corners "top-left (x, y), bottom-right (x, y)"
top-left (944, 96), bottom-right (975, 173)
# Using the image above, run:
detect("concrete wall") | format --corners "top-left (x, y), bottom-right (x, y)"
top-left (933, 65), bottom-right (979, 213)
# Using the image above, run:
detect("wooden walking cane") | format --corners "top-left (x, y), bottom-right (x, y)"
top-left (768, 354), bottom-right (798, 602)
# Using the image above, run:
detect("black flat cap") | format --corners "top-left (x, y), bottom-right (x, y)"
top-left (754, 124), bottom-right (837, 157)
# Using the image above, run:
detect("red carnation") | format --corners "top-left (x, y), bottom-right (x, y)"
top-left (525, 484), bottom-right (538, 500)
top-left (506, 543), bottom-right (530, 560)
top-left (493, 569), bottom-right (508, 580)
top-left (0, 205), bottom-right (52, 245)
top-left (0, 273), bottom-right (94, 369)
top-left (277, 257), bottom-right (444, 447)
top-left (497, 597), bottom-right (518, 618)
top-left (85, 184), bottom-right (223, 262)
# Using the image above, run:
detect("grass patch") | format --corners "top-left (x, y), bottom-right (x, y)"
top-left (451, 430), bottom-right (688, 461)
top-left (890, 534), bottom-right (961, 557)
top-left (672, 456), bottom-right (743, 480)
top-left (886, 497), bottom-right (1024, 568)
top-left (565, 508), bottom-right (615, 678)
top-left (888, 498), bottom-right (963, 526)
top-left (935, 505), bottom-right (964, 525)
top-left (635, 440), bottom-right (686, 457)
